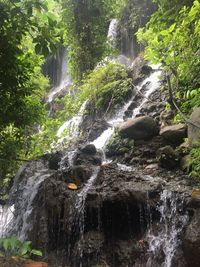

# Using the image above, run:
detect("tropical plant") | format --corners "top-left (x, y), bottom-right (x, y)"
top-left (0, 237), bottom-right (42, 258)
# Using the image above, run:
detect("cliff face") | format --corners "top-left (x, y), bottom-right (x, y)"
top-left (2, 60), bottom-right (200, 267)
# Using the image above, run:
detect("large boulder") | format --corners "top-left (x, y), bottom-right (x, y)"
top-left (119, 116), bottom-right (159, 140)
top-left (81, 144), bottom-right (97, 155)
top-left (188, 107), bottom-right (200, 147)
top-left (160, 123), bottom-right (187, 146)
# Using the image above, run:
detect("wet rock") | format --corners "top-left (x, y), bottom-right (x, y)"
top-left (86, 119), bottom-right (110, 141)
top-left (188, 107), bottom-right (200, 147)
top-left (183, 209), bottom-right (200, 267)
top-left (160, 123), bottom-right (187, 146)
top-left (80, 144), bottom-right (97, 155)
top-left (48, 151), bottom-right (63, 170)
top-left (180, 155), bottom-right (192, 172)
top-left (72, 231), bottom-right (104, 267)
top-left (106, 132), bottom-right (134, 157)
top-left (119, 116), bottom-right (159, 140)
top-left (71, 165), bottom-right (93, 185)
top-left (160, 109), bottom-right (175, 127)
top-left (157, 146), bottom-right (179, 170)
top-left (131, 56), bottom-right (153, 83)
top-left (74, 150), bottom-right (101, 166)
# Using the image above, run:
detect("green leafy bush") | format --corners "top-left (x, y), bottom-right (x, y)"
top-left (190, 146), bottom-right (200, 178)
top-left (79, 62), bottom-right (132, 113)
top-left (0, 237), bottom-right (42, 258)
top-left (137, 0), bottom-right (200, 115)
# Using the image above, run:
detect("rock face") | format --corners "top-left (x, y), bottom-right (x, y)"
top-left (160, 123), bottom-right (187, 146)
top-left (188, 107), bottom-right (200, 147)
top-left (183, 209), bottom-right (200, 267)
top-left (119, 116), bottom-right (159, 140)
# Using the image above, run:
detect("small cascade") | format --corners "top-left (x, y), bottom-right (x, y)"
top-left (0, 205), bottom-right (14, 237)
top-left (46, 48), bottom-right (72, 103)
top-left (0, 165), bottom-right (51, 240)
top-left (74, 167), bottom-right (100, 266)
top-left (57, 101), bottom-right (88, 140)
top-left (107, 19), bottom-right (118, 46)
top-left (147, 190), bottom-right (188, 267)
top-left (132, 68), bottom-right (162, 117)
top-left (92, 68), bottom-right (161, 157)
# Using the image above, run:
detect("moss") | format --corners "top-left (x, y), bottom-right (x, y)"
top-left (79, 62), bottom-right (132, 114)
top-left (106, 131), bottom-right (134, 156)
top-left (190, 146), bottom-right (200, 178)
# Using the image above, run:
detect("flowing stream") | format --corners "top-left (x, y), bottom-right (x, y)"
top-left (147, 190), bottom-right (188, 267)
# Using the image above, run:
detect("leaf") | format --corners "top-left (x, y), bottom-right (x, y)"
top-left (35, 44), bottom-right (42, 54)
top-left (169, 23), bottom-right (176, 33)
top-left (3, 239), bottom-right (9, 252)
top-left (31, 249), bottom-right (43, 256)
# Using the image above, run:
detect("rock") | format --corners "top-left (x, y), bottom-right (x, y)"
top-left (81, 144), bottom-right (97, 155)
top-left (119, 116), bottom-right (159, 140)
top-left (24, 262), bottom-right (48, 267)
top-left (160, 109), bottom-right (175, 127)
top-left (188, 107), bottom-right (200, 147)
top-left (48, 151), bottom-right (63, 170)
top-left (157, 146), bottom-right (179, 170)
top-left (160, 124), bottom-right (187, 146)
top-left (180, 155), bottom-right (192, 172)
top-left (131, 56), bottom-right (153, 82)
top-left (183, 209), bottom-right (200, 267)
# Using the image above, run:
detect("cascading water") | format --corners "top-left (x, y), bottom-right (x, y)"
top-left (46, 48), bottom-right (72, 103)
top-left (92, 68), bottom-right (161, 154)
top-left (147, 190), bottom-right (188, 267)
top-left (0, 205), bottom-right (14, 237)
top-left (74, 167), bottom-right (100, 266)
top-left (0, 162), bottom-right (52, 241)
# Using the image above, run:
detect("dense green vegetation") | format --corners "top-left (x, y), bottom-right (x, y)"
top-left (137, 0), bottom-right (200, 177)
top-left (79, 62), bottom-right (132, 111)
top-left (0, 0), bottom-right (64, 189)
top-left (137, 0), bottom-right (199, 112)
top-left (62, 0), bottom-right (125, 80)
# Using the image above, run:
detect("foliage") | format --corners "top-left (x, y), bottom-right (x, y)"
top-left (61, 0), bottom-right (125, 80)
top-left (27, 93), bottom-right (82, 157)
top-left (117, 0), bottom-right (157, 56)
top-left (137, 0), bottom-right (200, 113)
top-left (190, 146), bottom-right (200, 178)
top-left (0, 0), bottom-right (63, 183)
top-left (79, 62), bottom-right (132, 112)
top-left (0, 237), bottom-right (42, 258)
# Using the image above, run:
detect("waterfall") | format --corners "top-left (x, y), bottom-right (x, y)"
top-left (0, 163), bottom-right (51, 240)
top-left (92, 68), bottom-right (161, 153)
top-left (45, 48), bottom-right (72, 103)
top-left (0, 205), bottom-right (14, 237)
top-left (147, 190), bottom-right (188, 267)
top-left (107, 19), bottom-right (118, 46)
top-left (74, 167), bottom-right (100, 266)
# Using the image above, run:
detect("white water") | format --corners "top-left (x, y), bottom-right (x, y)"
top-left (147, 190), bottom-right (188, 267)
top-left (0, 167), bottom-right (51, 240)
top-left (0, 205), bottom-right (14, 237)
top-left (92, 69), bottom-right (161, 152)
top-left (74, 167), bottom-right (100, 266)
top-left (47, 49), bottom-right (72, 103)
top-left (57, 101), bottom-right (87, 139)
top-left (132, 69), bottom-right (162, 117)
top-left (107, 19), bottom-right (118, 44)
